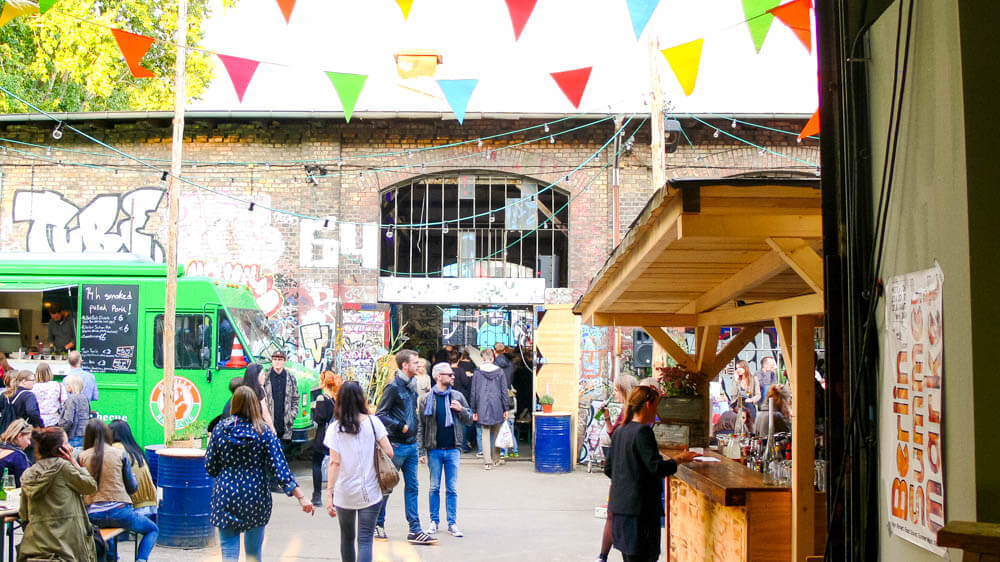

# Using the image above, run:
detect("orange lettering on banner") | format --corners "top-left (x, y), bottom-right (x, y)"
top-left (928, 432), bottom-right (941, 473)
top-left (894, 387), bottom-right (909, 400)
top-left (893, 402), bottom-right (910, 415)
top-left (914, 485), bottom-right (924, 524)
top-left (896, 443), bottom-right (909, 476)
top-left (928, 396), bottom-right (941, 424)
top-left (913, 447), bottom-right (924, 482)
top-left (896, 351), bottom-right (909, 384)
top-left (891, 479), bottom-right (908, 518)
top-left (926, 352), bottom-right (941, 388)
top-left (896, 416), bottom-right (910, 442)
top-left (911, 344), bottom-right (923, 374)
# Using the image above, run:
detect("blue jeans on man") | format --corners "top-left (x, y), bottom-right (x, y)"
top-left (219, 525), bottom-right (265, 562)
top-left (89, 505), bottom-right (158, 561)
top-left (376, 441), bottom-right (421, 533)
top-left (427, 448), bottom-right (460, 526)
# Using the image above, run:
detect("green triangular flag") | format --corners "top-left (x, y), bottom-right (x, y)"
top-left (325, 72), bottom-right (367, 123)
top-left (39, 0), bottom-right (59, 14)
top-left (742, 0), bottom-right (781, 53)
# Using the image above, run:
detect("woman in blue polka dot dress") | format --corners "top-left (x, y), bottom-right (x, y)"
top-left (206, 386), bottom-right (314, 561)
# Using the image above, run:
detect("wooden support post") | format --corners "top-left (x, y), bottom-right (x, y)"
top-left (648, 39), bottom-right (666, 193)
top-left (642, 326), bottom-right (693, 370)
top-left (774, 317), bottom-right (794, 384)
top-left (708, 322), bottom-right (768, 376)
top-left (162, 0), bottom-right (188, 444)
top-left (694, 325), bottom-right (720, 375)
top-left (791, 314), bottom-right (816, 562)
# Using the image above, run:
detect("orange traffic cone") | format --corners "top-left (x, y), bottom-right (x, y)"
top-left (226, 338), bottom-right (248, 368)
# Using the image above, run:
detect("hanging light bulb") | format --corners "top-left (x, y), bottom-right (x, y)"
top-left (731, 119), bottom-right (737, 128)
top-left (489, 213), bottom-right (496, 223)
top-left (323, 219), bottom-right (330, 228)
top-left (442, 222), bottom-right (449, 233)
top-left (385, 227), bottom-right (394, 240)
top-left (477, 138), bottom-right (483, 148)
top-left (337, 159), bottom-right (343, 168)
top-left (161, 172), bottom-right (168, 182)
top-left (713, 129), bottom-right (720, 138)
top-left (46, 146), bottom-right (52, 156)
top-left (796, 137), bottom-right (803, 144)
top-left (265, 162), bottom-right (271, 169)
top-left (544, 123), bottom-right (550, 133)
top-left (248, 201), bottom-right (256, 211)
top-left (408, 151), bottom-right (414, 159)
top-left (51, 122), bottom-right (64, 140)
top-left (549, 136), bottom-right (555, 144)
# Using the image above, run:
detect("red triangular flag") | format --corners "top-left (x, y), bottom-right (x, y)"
top-left (798, 109), bottom-right (819, 139)
top-left (217, 54), bottom-right (260, 102)
top-left (505, 0), bottom-right (537, 41)
top-left (276, 0), bottom-right (295, 23)
top-left (769, 0), bottom-right (812, 52)
top-left (110, 29), bottom-right (155, 78)
top-left (550, 67), bottom-right (593, 109)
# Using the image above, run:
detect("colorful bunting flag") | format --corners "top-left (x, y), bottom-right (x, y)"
top-left (626, 0), bottom-right (659, 40)
top-left (396, 0), bottom-right (413, 20)
top-left (326, 72), bottom-right (368, 123)
top-left (437, 79), bottom-right (478, 125)
top-left (39, 0), bottom-right (59, 14)
top-left (276, 0), bottom-right (295, 24)
top-left (769, 0), bottom-right (812, 52)
top-left (661, 38), bottom-right (703, 96)
top-left (549, 67), bottom-right (593, 109)
top-left (742, 0), bottom-right (781, 52)
top-left (505, 0), bottom-right (537, 41)
top-left (218, 54), bottom-right (261, 103)
top-left (798, 108), bottom-right (819, 139)
top-left (110, 29), bottom-right (156, 79)
top-left (0, 0), bottom-right (39, 27)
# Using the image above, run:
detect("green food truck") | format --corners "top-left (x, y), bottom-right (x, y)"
top-left (0, 255), bottom-right (318, 447)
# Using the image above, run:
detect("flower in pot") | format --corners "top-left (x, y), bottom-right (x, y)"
top-left (539, 394), bottom-right (555, 413)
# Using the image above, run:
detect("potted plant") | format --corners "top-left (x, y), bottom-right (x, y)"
top-left (167, 420), bottom-right (208, 449)
top-left (655, 366), bottom-right (704, 421)
top-left (539, 394), bottom-right (555, 413)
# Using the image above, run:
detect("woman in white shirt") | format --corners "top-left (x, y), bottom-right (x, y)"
top-left (324, 381), bottom-right (393, 562)
top-left (32, 362), bottom-right (65, 427)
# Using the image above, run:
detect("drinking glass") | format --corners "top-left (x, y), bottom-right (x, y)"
top-left (3, 473), bottom-right (15, 492)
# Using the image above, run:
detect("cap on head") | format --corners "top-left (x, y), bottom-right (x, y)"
top-left (432, 362), bottom-right (453, 377)
top-left (271, 350), bottom-right (287, 359)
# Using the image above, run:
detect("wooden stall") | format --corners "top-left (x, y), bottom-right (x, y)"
top-left (574, 178), bottom-right (825, 562)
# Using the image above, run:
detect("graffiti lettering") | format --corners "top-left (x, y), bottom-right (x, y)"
top-left (299, 217), bottom-right (379, 269)
top-left (186, 260), bottom-right (284, 318)
top-left (12, 188), bottom-right (165, 261)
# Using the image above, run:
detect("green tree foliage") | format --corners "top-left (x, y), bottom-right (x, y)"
top-left (0, 0), bottom-right (235, 112)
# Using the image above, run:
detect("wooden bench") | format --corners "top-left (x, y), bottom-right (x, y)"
top-left (937, 521), bottom-right (1000, 561)
top-left (99, 527), bottom-right (138, 561)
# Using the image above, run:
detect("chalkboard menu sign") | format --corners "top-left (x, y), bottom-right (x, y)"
top-left (80, 284), bottom-right (139, 373)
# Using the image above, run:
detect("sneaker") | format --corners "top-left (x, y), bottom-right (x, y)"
top-left (475, 451), bottom-right (483, 457)
top-left (484, 463), bottom-right (493, 471)
top-left (496, 457), bottom-right (505, 466)
top-left (310, 491), bottom-right (322, 507)
top-left (448, 524), bottom-right (464, 538)
top-left (407, 532), bottom-right (439, 545)
top-left (510, 452), bottom-right (520, 459)
top-left (426, 522), bottom-right (438, 535)
top-left (374, 525), bottom-right (388, 541)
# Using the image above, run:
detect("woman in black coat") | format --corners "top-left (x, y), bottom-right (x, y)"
top-left (604, 386), bottom-right (697, 562)
top-left (1, 370), bottom-right (43, 428)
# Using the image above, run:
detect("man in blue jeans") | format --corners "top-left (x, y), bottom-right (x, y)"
top-left (374, 349), bottom-right (437, 545)
top-left (417, 362), bottom-right (473, 537)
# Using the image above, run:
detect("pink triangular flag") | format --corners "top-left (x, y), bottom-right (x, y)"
top-left (217, 54), bottom-right (260, 102)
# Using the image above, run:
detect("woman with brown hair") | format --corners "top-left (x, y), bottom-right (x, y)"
top-left (310, 370), bottom-right (341, 506)
top-left (0, 353), bottom-right (12, 385)
top-left (734, 360), bottom-right (761, 420)
top-left (31, 362), bottom-right (65, 427)
top-left (206, 386), bottom-right (313, 562)
top-left (80, 419), bottom-right (158, 562)
top-left (0, 419), bottom-right (33, 486)
top-left (0, 370), bottom-right (43, 429)
top-left (754, 384), bottom-right (793, 436)
top-left (17, 426), bottom-right (97, 561)
top-left (605, 386), bottom-right (698, 562)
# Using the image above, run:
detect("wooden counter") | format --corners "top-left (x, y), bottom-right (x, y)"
top-left (660, 448), bottom-right (825, 562)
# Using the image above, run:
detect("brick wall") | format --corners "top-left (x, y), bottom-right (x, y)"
top-left (0, 115), bottom-right (818, 365)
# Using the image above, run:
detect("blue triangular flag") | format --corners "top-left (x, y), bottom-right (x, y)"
top-left (626, 0), bottom-right (659, 39)
top-left (437, 79), bottom-right (478, 125)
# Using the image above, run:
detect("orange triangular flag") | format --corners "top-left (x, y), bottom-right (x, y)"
top-left (110, 29), bottom-right (155, 78)
top-left (276, 0), bottom-right (295, 23)
top-left (396, 0), bottom-right (414, 19)
top-left (798, 109), bottom-right (819, 139)
top-left (661, 38), bottom-right (703, 96)
top-left (769, 0), bottom-right (812, 52)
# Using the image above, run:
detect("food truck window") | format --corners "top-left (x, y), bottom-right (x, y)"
top-left (217, 311), bottom-right (240, 367)
top-left (226, 308), bottom-right (274, 361)
top-left (153, 314), bottom-right (212, 369)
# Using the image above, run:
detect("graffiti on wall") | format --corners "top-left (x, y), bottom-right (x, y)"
top-left (298, 321), bottom-right (336, 371)
top-left (178, 195), bottom-right (285, 270)
top-left (186, 260), bottom-right (284, 318)
top-left (12, 188), bottom-right (165, 261)
top-left (300, 217), bottom-right (379, 269)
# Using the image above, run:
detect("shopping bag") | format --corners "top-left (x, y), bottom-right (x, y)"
top-left (495, 421), bottom-right (514, 449)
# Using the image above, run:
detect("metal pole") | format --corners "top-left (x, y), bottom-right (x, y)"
top-left (163, 0), bottom-right (188, 444)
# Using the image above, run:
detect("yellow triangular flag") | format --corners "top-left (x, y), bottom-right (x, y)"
top-left (0, 0), bottom-right (40, 27)
top-left (396, 0), bottom-right (413, 19)
top-left (661, 38), bottom-right (704, 96)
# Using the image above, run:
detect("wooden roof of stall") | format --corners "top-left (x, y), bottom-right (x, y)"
top-left (574, 178), bottom-right (825, 328)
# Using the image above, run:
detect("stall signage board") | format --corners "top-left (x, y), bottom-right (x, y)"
top-left (881, 265), bottom-right (945, 555)
top-left (80, 284), bottom-right (139, 374)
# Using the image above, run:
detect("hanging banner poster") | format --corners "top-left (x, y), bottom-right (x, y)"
top-left (881, 264), bottom-right (945, 555)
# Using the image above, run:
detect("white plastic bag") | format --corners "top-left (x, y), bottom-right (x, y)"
top-left (495, 422), bottom-right (514, 449)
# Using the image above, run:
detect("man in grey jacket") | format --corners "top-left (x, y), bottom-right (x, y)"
top-left (469, 349), bottom-right (509, 470)
top-left (417, 362), bottom-right (473, 537)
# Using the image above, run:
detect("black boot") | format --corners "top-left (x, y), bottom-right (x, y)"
top-left (311, 490), bottom-right (323, 507)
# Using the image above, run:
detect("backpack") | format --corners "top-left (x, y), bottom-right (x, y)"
top-left (0, 391), bottom-right (24, 433)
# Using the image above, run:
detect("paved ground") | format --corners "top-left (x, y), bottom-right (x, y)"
top-left (124, 456), bottom-right (614, 561)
